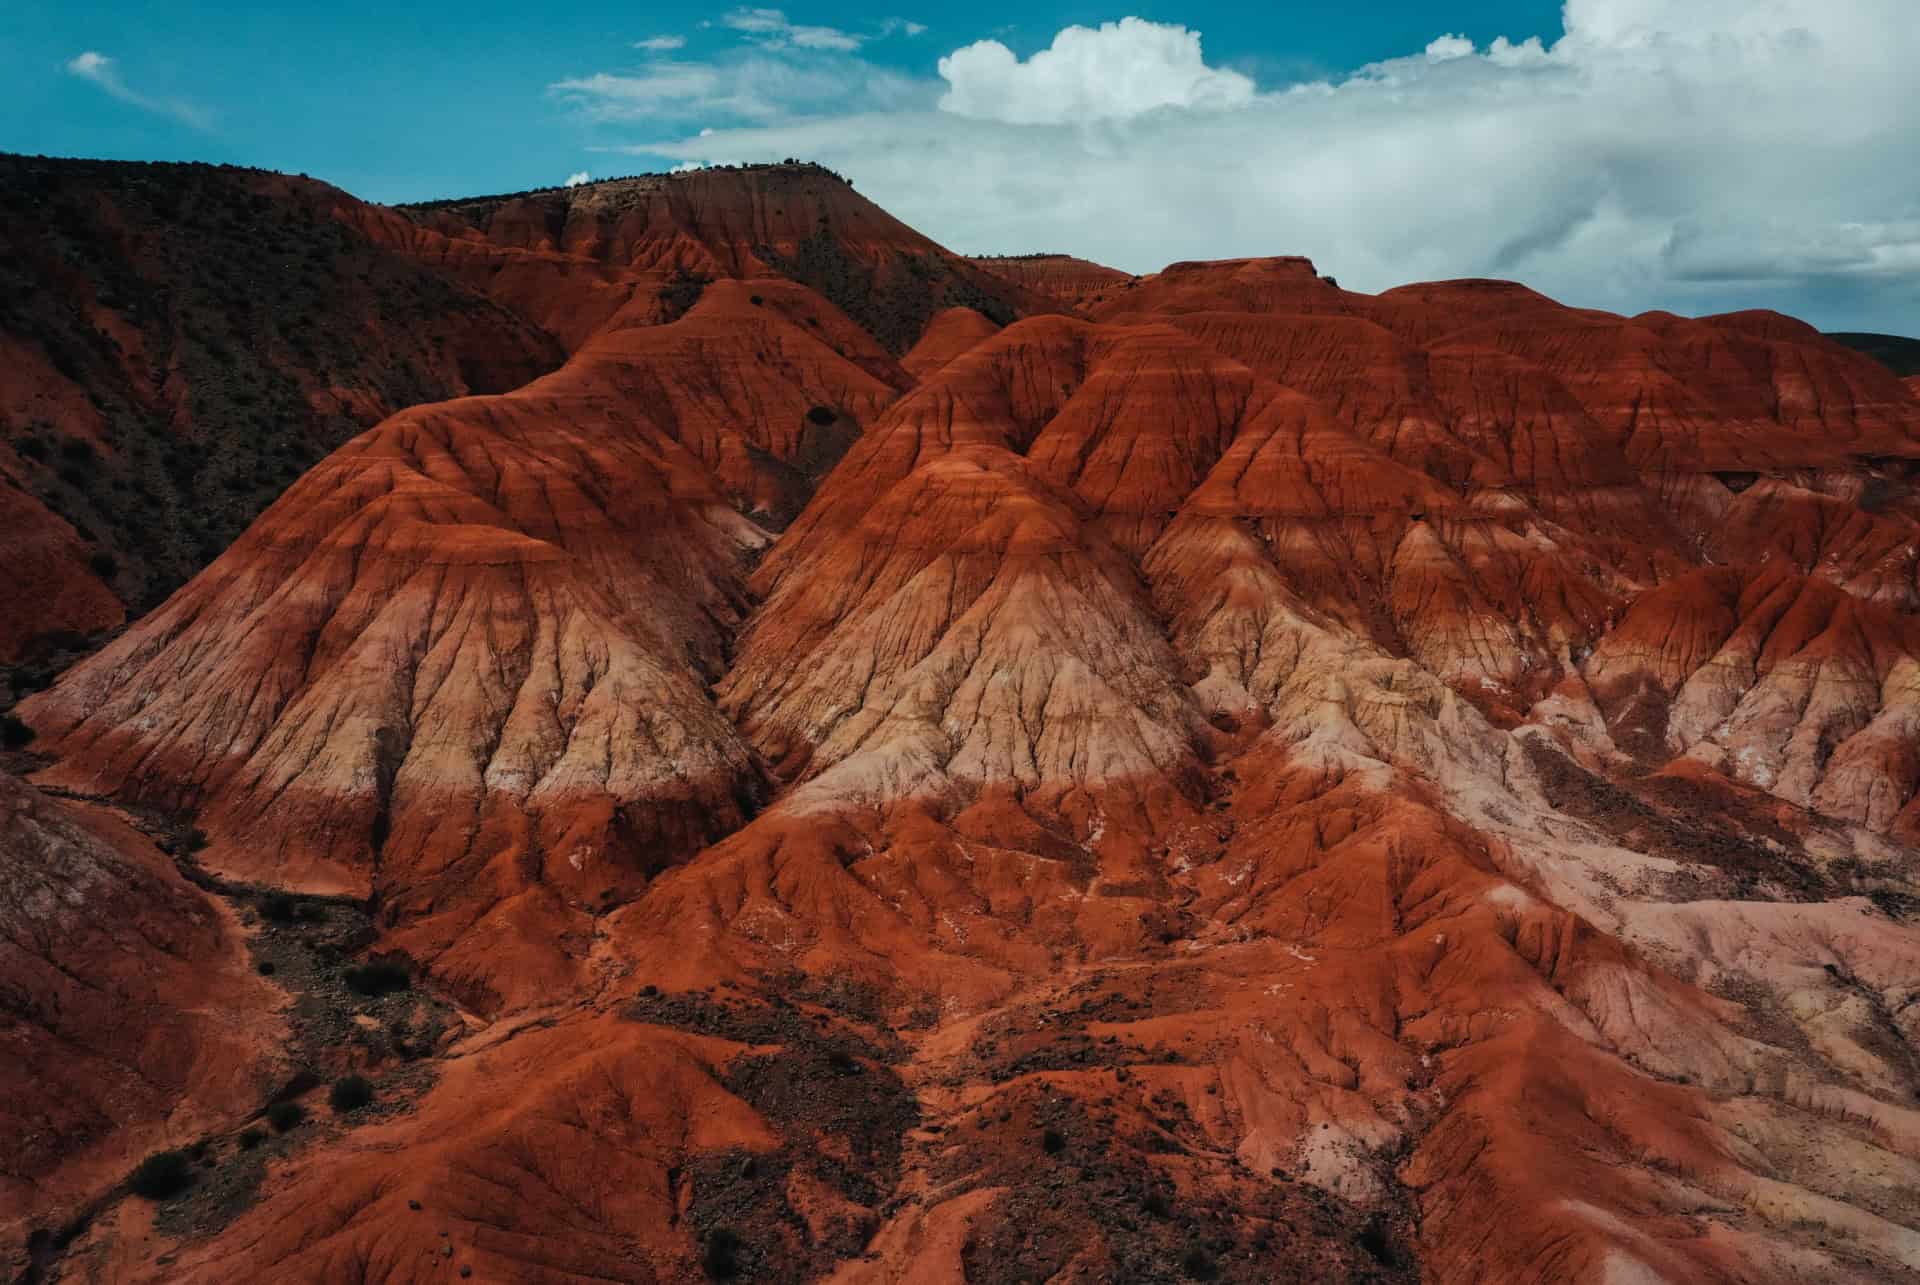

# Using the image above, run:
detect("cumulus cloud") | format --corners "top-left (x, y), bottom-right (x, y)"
top-left (938, 18), bottom-right (1253, 124)
top-left (65, 50), bottom-right (212, 129)
top-left (583, 3), bottom-right (1920, 330)
top-left (564, 170), bottom-right (591, 187)
top-left (633, 35), bottom-right (686, 52)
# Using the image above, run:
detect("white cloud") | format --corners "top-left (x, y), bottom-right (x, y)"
top-left (879, 17), bottom-right (928, 38)
top-left (721, 8), bottom-right (863, 52)
top-left (552, 50), bottom-right (924, 123)
top-left (65, 50), bottom-right (212, 130)
top-left (633, 35), bottom-right (687, 52)
top-left (938, 18), bottom-right (1254, 124)
top-left (585, 4), bottom-right (1920, 331)
top-left (564, 170), bottom-right (591, 187)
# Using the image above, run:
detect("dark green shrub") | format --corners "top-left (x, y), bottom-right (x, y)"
top-left (237, 1126), bottom-right (267, 1150)
top-left (0, 715), bottom-right (34, 749)
top-left (266, 1100), bottom-right (306, 1132)
top-left (701, 1227), bottom-right (744, 1279)
top-left (260, 892), bottom-right (297, 923)
top-left (805, 405), bottom-right (837, 426)
top-left (1181, 1246), bottom-right (1218, 1280)
top-left (129, 1149), bottom-right (194, 1199)
top-left (1041, 1128), bottom-right (1066, 1155)
top-left (343, 959), bottom-right (411, 997)
top-left (330, 1074), bottom-right (374, 1112)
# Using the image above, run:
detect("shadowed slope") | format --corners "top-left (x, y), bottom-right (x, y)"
top-left (0, 156), bottom-right (565, 643)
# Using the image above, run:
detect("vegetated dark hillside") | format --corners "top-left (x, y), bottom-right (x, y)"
top-left (1827, 331), bottom-right (1920, 377)
top-left (0, 154), bottom-right (564, 625)
top-left (397, 162), bottom-right (1049, 355)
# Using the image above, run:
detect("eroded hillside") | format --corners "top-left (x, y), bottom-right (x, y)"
top-left (6, 160), bottom-right (1920, 1285)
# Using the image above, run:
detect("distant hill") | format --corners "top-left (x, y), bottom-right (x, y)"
top-left (0, 154), bottom-right (562, 641)
top-left (1827, 331), bottom-right (1920, 376)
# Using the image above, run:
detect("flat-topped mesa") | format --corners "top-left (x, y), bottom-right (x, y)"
top-left (1092, 255), bottom-right (1352, 320)
top-left (968, 252), bottom-right (1133, 309)
top-left (399, 163), bottom-right (919, 276)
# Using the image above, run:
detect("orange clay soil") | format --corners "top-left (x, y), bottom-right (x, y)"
top-left (8, 168), bottom-right (1920, 1284)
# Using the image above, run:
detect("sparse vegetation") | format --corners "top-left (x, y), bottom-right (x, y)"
top-left (805, 405), bottom-right (837, 427)
top-left (237, 1127), bottom-right (267, 1151)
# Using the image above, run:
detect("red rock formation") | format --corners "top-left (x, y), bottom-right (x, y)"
top-left (901, 306), bottom-right (1001, 380)
top-left (399, 164), bottom-right (1051, 355)
top-left (968, 253), bottom-right (1132, 309)
top-left (12, 167), bottom-right (1920, 1285)
top-left (17, 283), bottom-right (907, 1010)
top-left (0, 775), bottom-right (282, 1274)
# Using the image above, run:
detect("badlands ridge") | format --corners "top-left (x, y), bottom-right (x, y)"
top-left (4, 158), bottom-right (1920, 1284)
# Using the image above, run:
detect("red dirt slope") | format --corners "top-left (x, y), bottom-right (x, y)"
top-left (11, 170), bottom-right (1920, 1285)
top-left (0, 774), bottom-right (283, 1275)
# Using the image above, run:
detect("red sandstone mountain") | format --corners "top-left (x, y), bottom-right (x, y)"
top-left (970, 253), bottom-right (1133, 309)
top-left (7, 162), bottom-right (1920, 1284)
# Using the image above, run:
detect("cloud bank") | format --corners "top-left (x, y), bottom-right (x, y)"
top-left (558, 2), bottom-right (1920, 329)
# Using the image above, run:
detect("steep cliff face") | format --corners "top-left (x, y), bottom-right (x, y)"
top-left (10, 167), bottom-right (1920, 1285)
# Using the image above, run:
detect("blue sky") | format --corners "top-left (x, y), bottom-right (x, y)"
top-left (6, 2), bottom-right (1918, 332)
top-left (7, 1), bottom-right (1564, 200)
